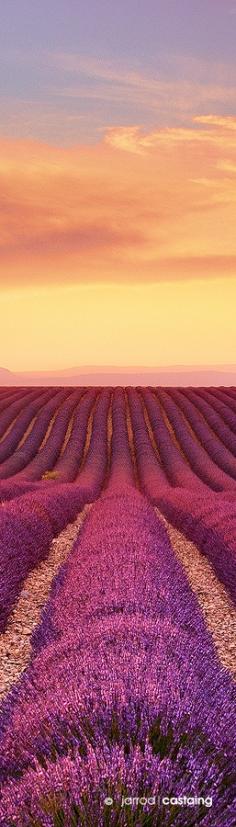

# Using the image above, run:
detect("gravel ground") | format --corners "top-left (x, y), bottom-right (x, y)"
top-left (0, 505), bottom-right (90, 702)
top-left (156, 507), bottom-right (236, 680)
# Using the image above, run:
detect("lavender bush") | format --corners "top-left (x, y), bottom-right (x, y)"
top-left (0, 488), bottom-right (235, 825)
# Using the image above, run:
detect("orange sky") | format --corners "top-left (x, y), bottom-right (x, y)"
top-left (1, 279), bottom-right (236, 371)
top-left (1, 115), bottom-right (236, 369)
top-left (1, 3), bottom-right (236, 372)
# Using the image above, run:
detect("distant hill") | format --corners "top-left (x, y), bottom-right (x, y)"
top-left (0, 365), bottom-right (236, 387)
top-left (0, 367), bottom-right (13, 380)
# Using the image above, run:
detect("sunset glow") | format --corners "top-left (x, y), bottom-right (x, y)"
top-left (1, 278), bottom-right (236, 372)
top-left (0, 1), bottom-right (236, 371)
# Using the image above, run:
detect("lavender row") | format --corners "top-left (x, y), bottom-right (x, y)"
top-left (142, 389), bottom-right (206, 492)
top-left (157, 487), bottom-right (236, 605)
top-left (170, 388), bottom-right (236, 480)
top-left (194, 388), bottom-right (236, 436)
top-left (183, 389), bottom-right (236, 456)
top-left (0, 389), bottom-right (19, 407)
top-left (209, 387), bottom-right (236, 415)
top-left (0, 482), bottom-right (90, 634)
top-left (53, 388), bottom-right (98, 481)
top-left (0, 388), bottom-right (32, 415)
top-left (127, 388), bottom-right (169, 498)
top-left (0, 388), bottom-right (54, 464)
top-left (16, 388), bottom-right (84, 480)
top-left (0, 389), bottom-right (69, 479)
top-left (0, 389), bottom-right (109, 508)
top-left (219, 387), bottom-right (236, 403)
top-left (157, 389), bottom-right (236, 492)
top-left (0, 489), bottom-right (235, 825)
top-left (108, 388), bottom-right (135, 489)
top-left (0, 388), bottom-right (45, 443)
top-left (75, 388), bottom-right (111, 496)
top-left (0, 390), bottom-right (122, 633)
top-left (0, 478), bottom-right (46, 502)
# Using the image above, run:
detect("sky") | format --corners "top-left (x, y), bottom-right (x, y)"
top-left (0, 1), bottom-right (236, 371)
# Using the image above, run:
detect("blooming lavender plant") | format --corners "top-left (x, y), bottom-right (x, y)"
top-left (0, 488), bottom-right (235, 825)
top-left (127, 388), bottom-right (170, 498)
top-left (0, 483), bottom-right (88, 632)
top-left (157, 389), bottom-right (236, 492)
top-left (53, 389), bottom-right (97, 482)
top-left (182, 389), bottom-right (236, 457)
top-left (157, 487), bottom-right (236, 604)
top-left (197, 388), bottom-right (236, 434)
top-left (0, 388), bottom-right (54, 464)
top-left (170, 388), bottom-right (236, 480)
top-left (18, 388), bottom-right (83, 481)
top-left (0, 388), bottom-right (45, 444)
top-left (141, 389), bottom-right (206, 492)
top-left (107, 388), bottom-right (135, 490)
top-left (0, 389), bottom-right (69, 480)
top-left (75, 388), bottom-right (111, 496)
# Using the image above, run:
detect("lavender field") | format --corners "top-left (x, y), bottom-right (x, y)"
top-left (0, 385), bottom-right (236, 826)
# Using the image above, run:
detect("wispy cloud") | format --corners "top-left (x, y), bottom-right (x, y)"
top-left (105, 116), bottom-right (236, 154)
top-left (0, 50), bottom-right (235, 146)
top-left (195, 115), bottom-right (236, 130)
top-left (0, 113), bottom-right (236, 288)
top-left (218, 160), bottom-right (236, 174)
top-left (53, 53), bottom-right (236, 122)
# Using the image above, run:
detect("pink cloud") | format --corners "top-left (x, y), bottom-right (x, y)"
top-left (0, 113), bottom-right (236, 288)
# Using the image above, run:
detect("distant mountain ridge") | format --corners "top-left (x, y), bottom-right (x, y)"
top-left (1, 365), bottom-right (236, 387)
top-left (0, 367), bottom-right (12, 378)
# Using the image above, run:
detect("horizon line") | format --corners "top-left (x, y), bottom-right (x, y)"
top-left (2, 363), bottom-right (236, 375)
